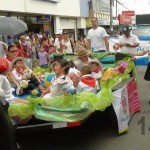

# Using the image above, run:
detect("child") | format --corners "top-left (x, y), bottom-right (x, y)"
top-left (89, 60), bottom-right (103, 80)
top-left (77, 65), bottom-right (99, 94)
top-left (38, 46), bottom-right (48, 68)
top-left (24, 36), bottom-right (32, 58)
top-left (41, 59), bottom-right (75, 98)
top-left (68, 60), bottom-right (81, 88)
top-left (0, 57), bottom-right (27, 104)
top-left (11, 57), bottom-right (44, 95)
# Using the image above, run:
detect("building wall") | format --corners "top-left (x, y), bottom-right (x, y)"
top-left (79, 0), bottom-right (89, 17)
top-left (0, 0), bottom-right (81, 17)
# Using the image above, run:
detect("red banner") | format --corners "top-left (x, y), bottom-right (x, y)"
top-left (118, 14), bottom-right (132, 25)
top-left (127, 78), bottom-right (141, 117)
top-left (122, 11), bottom-right (135, 16)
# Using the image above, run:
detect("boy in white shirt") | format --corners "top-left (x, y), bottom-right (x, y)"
top-left (77, 65), bottom-right (99, 94)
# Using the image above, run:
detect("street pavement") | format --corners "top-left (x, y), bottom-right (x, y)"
top-left (16, 66), bottom-right (150, 150)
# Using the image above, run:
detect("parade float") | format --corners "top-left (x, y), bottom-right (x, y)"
top-left (7, 52), bottom-right (141, 134)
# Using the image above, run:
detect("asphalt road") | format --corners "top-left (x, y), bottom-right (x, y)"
top-left (14, 66), bottom-right (150, 150)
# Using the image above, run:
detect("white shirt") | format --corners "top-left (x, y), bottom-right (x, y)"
top-left (74, 58), bottom-right (91, 71)
top-left (0, 74), bottom-right (15, 103)
top-left (43, 75), bottom-right (74, 98)
top-left (87, 27), bottom-right (108, 51)
top-left (12, 68), bottom-right (23, 82)
top-left (91, 70), bottom-right (102, 80)
top-left (118, 34), bottom-right (140, 53)
top-left (54, 38), bottom-right (61, 53)
top-left (0, 41), bottom-right (7, 58)
top-left (77, 74), bottom-right (99, 94)
top-left (62, 39), bottom-right (73, 53)
top-left (69, 67), bottom-right (80, 76)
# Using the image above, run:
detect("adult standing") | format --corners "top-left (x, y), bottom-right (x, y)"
top-left (114, 26), bottom-right (140, 54)
top-left (87, 17), bottom-right (109, 52)
top-left (62, 30), bottom-right (75, 54)
top-left (54, 32), bottom-right (63, 53)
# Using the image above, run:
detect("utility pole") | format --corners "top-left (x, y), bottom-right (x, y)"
top-left (116, 0), bottom-right (118, 19)
top-left (110, 0), bottom-right (113, 31)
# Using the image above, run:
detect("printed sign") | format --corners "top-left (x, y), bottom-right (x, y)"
top-left (112, 78), bottom-right (141, 134)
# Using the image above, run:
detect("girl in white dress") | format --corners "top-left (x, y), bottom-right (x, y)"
top-left (41, 59), bottom-right (75, 98)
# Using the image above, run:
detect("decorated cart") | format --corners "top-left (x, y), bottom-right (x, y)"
top-left (5, 52), bottom-right (141, 135)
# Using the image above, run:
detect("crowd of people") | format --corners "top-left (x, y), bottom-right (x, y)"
top-left (0, 17), bottom-right (149, 105)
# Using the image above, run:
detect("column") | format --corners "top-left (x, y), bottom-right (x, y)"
top-left (53, 16), bottom-right (61, 34)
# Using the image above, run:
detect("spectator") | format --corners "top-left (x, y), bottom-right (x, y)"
top-left (87, 17), bottom-right (109, 52)
top-left (62, 30), bottom-right (75, 53)
top-left (113, 26), bottom-right (140, 54)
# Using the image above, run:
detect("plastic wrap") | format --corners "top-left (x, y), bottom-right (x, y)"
top-left (33, 66), bottom-right (51, 75)
top-left (8, 56), bottom-right (137, 123)
top-left (8, 103), bottom-right (34, 120)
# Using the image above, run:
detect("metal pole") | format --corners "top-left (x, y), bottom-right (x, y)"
top-left (110, 0), bottom-right (113, 31)
top-left (116, 0), bottom-right (118, 19)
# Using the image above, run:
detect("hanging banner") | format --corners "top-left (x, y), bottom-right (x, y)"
top-left (122, 11), bottom-right (135, 16)
top-left (112, 78), bottom-right (141, 134)
top-left (112, 86), bottom-right (129, 134)
top-left (119, 11), bottom-right (136, 25)
top-left (118, 14), bottom-right (132, 25)
top-left (127, 78), bottom-right (141, 116)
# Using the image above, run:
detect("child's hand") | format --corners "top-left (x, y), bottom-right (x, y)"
top-left (41, 91), bottom-right (46, 97)
top-left (63, 44), bottom-right (67, 49)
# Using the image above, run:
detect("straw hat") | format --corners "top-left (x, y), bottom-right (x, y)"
top-left (20, 35), bottom-right (26, 41)
top-left (11, 57), bottom-right (25, 70)
top-left (89, 60), bottom-right (103, 69)
top-left (76, 46), bottom-right (88, 57)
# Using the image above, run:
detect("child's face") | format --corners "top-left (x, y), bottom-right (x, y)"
top-left (40, 47), bottom-right (44, 52)
top-left (14, 60), bottom-right (23, 69)
top-left (91, 63), bottom-right (100, 71)
top-left (53, 62), bottom-right (65, 76)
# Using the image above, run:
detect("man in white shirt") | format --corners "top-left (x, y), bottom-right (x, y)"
top-left (87, 17), bottom-right (109, 52)
top-left (116, 26), bottom-right (140, 53)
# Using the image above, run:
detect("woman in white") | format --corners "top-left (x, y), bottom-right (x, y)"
top-left (62, 30), bottom-right (75, 54)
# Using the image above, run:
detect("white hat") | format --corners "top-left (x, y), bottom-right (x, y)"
top-left (89, 60), bottom-right (103, 69)
top-left (11, 57), bottom-right (25, 70)
top-left (25, 36), bottom-right (30, 40)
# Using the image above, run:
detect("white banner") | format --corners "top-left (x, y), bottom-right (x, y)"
top-left (112, 85), bottom-right (129, 134)
top-left (112, 78), bottom-right (141, 134)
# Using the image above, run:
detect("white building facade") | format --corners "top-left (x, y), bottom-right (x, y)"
top-left (0, 0), bottom-right (89, 39)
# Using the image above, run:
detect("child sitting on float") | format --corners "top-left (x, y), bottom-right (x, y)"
top-left (89, 60), bottom-right (103, 80)
top-left (67, 60), bottom-right (81, 88)
top-left (11, 57), bottom-right (45, 95)
top-left (0, 57), bottom-right (27, 104)
top-left (41, 59), bottom-right (76, 98)
top-left (77, 65), bottom-right (99, 94)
